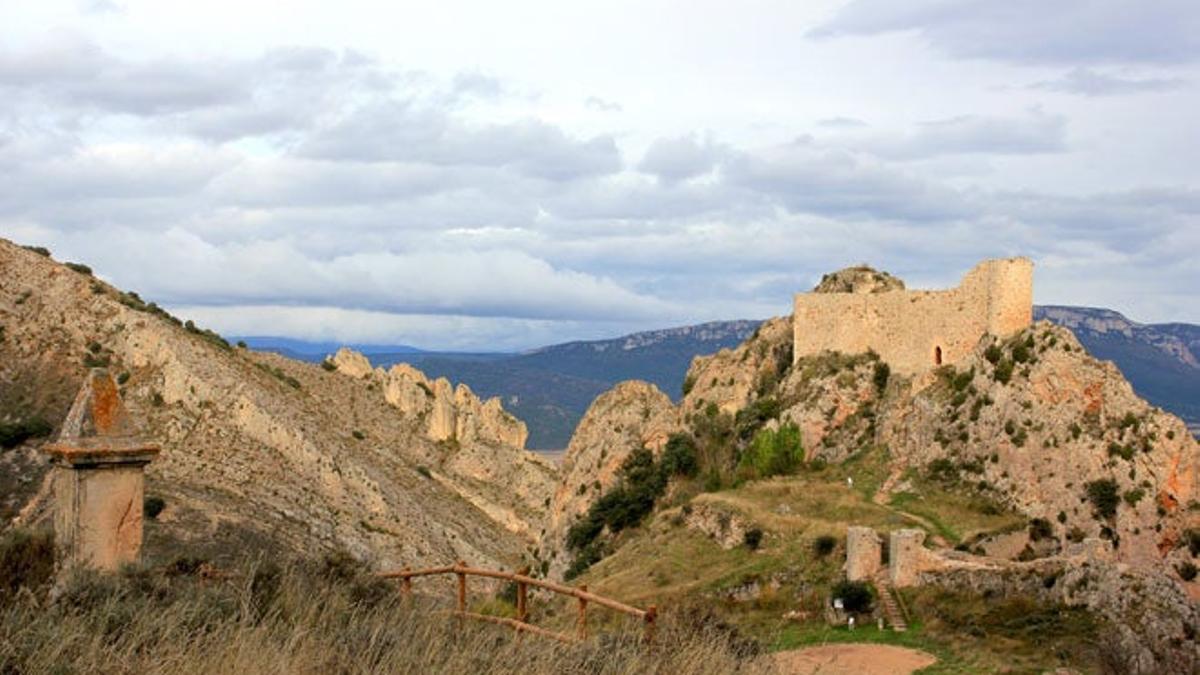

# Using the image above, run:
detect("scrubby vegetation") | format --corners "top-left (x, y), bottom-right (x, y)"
top-left (0, 417), bottom-right (52, 449)
top-left (1085, 479), bottom-right (1120, 519)
top-left (737, 423), bottom-right (804, 481)
top-left (0, 531), bottom-right (763, 674)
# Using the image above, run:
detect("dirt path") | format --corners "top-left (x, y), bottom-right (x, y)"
top-left (872, 466), bottom-right (949, 547)
top-left (769, 643), bottom-right (937, 674)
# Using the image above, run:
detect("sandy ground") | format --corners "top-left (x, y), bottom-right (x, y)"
top-left (769, 643), bottom-right (937, 674)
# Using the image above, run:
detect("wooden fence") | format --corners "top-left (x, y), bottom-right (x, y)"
top-left (380, 561), bottom-right (657, 644)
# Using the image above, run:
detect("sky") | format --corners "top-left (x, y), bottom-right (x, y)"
top-left (1, 0), bottom-right (1197, 350)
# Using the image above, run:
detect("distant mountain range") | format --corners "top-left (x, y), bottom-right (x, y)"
top-left (239, 308), bottom-right (1199, 448)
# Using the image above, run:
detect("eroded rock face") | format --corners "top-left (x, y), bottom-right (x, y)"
top-left (332, 350), bottom-right (528, 449)
top-left (0, 239), bottom-right (555, 571)
top-left (540, 380), bottom-right (681, 578)
top-left (681, 316), bottom-right (793, 416)
top-left (881, 322), bottom-right (1200, 567)
top-left (812, 265), bottom-right (906, 295)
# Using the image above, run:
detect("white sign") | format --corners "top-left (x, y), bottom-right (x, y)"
top-left (833, 598), bottom-right (844, 610)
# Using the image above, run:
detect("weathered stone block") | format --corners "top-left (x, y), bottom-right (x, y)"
top-left (889, 529), bottom-right (927, 588)
top-left (846, 526), bottom-right (882, 581)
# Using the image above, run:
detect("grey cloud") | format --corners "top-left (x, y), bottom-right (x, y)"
top-left (637, 134), bottom-right (726, 182)
top-left (1030, 68), bottom-right (1186, 96)
top-left (299, 101), bottom-right (621, 180)
top-left (848, 111), bottom-right (1067, 159)
top-left (812, 0), bottom-right (1200, 65)
top-left (722, 142), bottom-right (975, 221)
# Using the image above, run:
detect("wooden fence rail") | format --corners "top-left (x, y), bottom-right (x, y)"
top-left (380, 561), bottom-right (657, 644)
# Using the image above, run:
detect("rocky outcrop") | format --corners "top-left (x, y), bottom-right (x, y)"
top-left (881, 322), bottom-right (1199, 567)
top-left (540, 380), bottom-right (680, 578)
top-left (0, 239), bottom-right (555, 571)
top-left (681, 316), bottom-right (793, 416)
top-left (331, 348), bottom-right (528, 449)
top-left (812, 265), bottom-right (905, 294)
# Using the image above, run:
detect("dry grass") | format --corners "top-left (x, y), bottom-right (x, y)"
top-left (0, 553), bottom-right (770, 675)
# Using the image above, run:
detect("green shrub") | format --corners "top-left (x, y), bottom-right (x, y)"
top-left (0, 529), bottom-right (55, 604)
top-left (1085, 479), bottom-right (1120, 519)
top-left (734, 397), bottom-right (781, 440)
top-left (416, 466), bottom-right (432, 479)
top-left (1029, 518), bottom-right (1054, 541)
top-left (831, 580), bottom-right (873, 613)
top-left (813, 535), bottom-right (837, 557)
top-left (64, 262), bottom-right (93, 275)
top-left (994, 359), bottom-right (1014, 384)
top-left (237, 340), bottom-right (248, 349)
top-left (321, 359), bottom-right (337, 372)
top-left (984, 343), bottom-right (1003, 364)
top-left (681, 373), bottom-right (697, 397)
top-left (0, 418), bottom-right (53, 449)
top-left (143, 496), bottom-right (166, 520)
top-left (1107, 443), bottom-right (1135, 461)
top-left (872, 362), bottom-right (890, 394)
top-left (662, 433), bottom-right (699, 477)
top-left (738, 423), bottom-right (803, 480)
top-left (351, 430), bottom-right (365, 441)
top-left (1184, 529), bottom-right (1200, 557)
top-left (1179, 562), bottom-right (1198, 582)
top-left (1123, 488), bottom-right (1145, 506)
top-left (743, 528), bottom-right (763, 550)
top-left (566, 447), bottom-right (668, 553)
top-left (927, 457), bottom-right (958, 483)
top-left (1011, 343), bottom-right (1030, 364)
top-left (21, 245), bottom-right (51, 257)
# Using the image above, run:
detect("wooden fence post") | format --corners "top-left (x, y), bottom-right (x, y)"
top-left (516, 566), bottom-right (529, 623)
top-left (576, 584), bottom-right (588, 640)
top-left (456, 560), bottom-right (467, 613)
top-left (400, 566), bottom-right (412, 605)
top-left (644, 605), bottom-right (657, 644)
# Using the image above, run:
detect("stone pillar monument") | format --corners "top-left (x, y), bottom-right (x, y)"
top-left (889, 529), bottom-right (926, 588)
top-left (43, 369), bottom-right (160, 572)
top-left (845, 526), bottom-right (882, 581)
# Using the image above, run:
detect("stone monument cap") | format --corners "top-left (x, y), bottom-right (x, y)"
top-left (44, 368), bottom-right (160, 466)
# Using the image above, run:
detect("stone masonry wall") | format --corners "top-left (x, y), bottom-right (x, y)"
top-left (793, 258), bottom-right (1033, 376)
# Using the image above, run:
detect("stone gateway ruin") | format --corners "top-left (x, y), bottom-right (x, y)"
top-left (793, 257), bottom-right (1033, 376)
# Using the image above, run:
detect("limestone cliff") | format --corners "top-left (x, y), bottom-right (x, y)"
top-left (540, 380), bottom-right (680, 578)
top-left (0, 239), bottom-right (555, 570)
top-left (330, 348), bottom-right (528, 448)
top-left (812, 265), bottom-right (905, 294)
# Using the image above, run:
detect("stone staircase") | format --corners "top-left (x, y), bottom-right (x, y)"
top-left (873, 574), bottom-right (908, 632)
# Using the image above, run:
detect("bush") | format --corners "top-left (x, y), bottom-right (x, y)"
top-left (743, 528), bottom-right (763, 550)
top-left (1123, 488), bottom-right (1145, 506)
top-left (813, 535), bottom-right (837, 557)
top-left (993, 359), bottom-right (1014, 384)
top-left (738, 423), bottom-right (803, 480)
top-left (872, 362), bottom-right (890, 394)
top-left (1184, 529), bottom-right (1200, 557)
top-left (831, 580), bottom-right (873, 613)
top-left (22, 245), bottom-right (51, 257)
top-left (416, 466), bottom-right (432, 479)
top-left (143, 495), bottom-right (166, 520)
top-left (0, 529), bottom-right (55, 604)
top-left (734, 397), bottom-right (781, 440)
top-left (64, 262), bottom-right (93, 275)
top-left (321, 359), bottom-right (337, 372)
top-left (1085, 479), bottom-right (1120, 519)
top-left (351, 430), bottom-right (365, 440)
top-left (681, 373), bottom-right (697, 397)
top-left (1179, 562), bottom-right (1198, 582)
top-left (984, 343), bottom-right (1003, 364)
top-left (116, 371), bottom-right (131, 385)
top-left (661, 433), bottom-right (699, 478)
top-left (1028, 518), bottom-right (1054, 542)
top-left (0, 417), bottom-right (53, 449)
top-left (566, 447), bottom-right (668, 553)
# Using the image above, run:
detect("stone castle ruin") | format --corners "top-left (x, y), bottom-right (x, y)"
top-left (793, 258), bottom-right (1033, 376)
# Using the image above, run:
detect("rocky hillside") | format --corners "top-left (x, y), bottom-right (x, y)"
top-left (0, 239), bottom-right (555, 570)
top-left (1036, 305), bottom-right (1200, 433)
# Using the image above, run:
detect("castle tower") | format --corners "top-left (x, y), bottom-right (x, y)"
top-left (793, 257), bottom-right (1033, 377)
top-left (43, 369), bottom-right (160, 572)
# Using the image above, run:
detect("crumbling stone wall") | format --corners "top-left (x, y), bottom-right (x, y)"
top-left (845, 526), bottom-right (882, 581)
top-left (794, 258), bottom-right (1033, 376)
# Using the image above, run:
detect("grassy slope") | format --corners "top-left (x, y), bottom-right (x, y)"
top-left (570, 450), bottom-right (1093, 674)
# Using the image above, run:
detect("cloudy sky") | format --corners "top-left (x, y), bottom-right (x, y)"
top-left (2, 1), bottom-right (1198, 350)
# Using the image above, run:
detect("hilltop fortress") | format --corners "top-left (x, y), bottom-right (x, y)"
top-left (793, 258), bottom-right (1033, 376)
